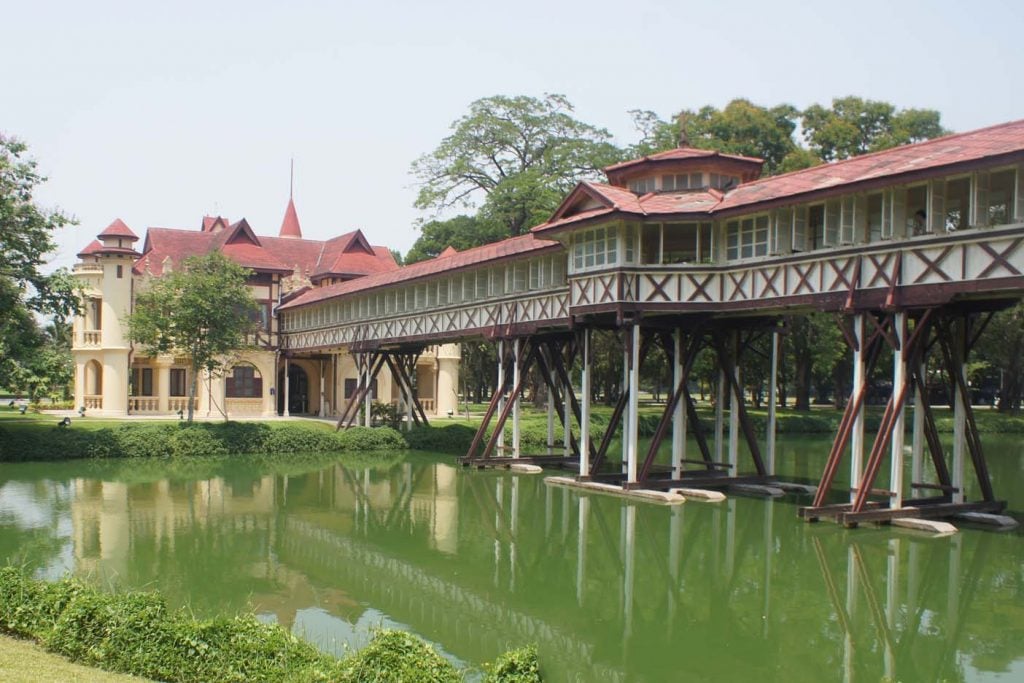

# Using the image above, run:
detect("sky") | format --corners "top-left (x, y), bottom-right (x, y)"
top-left (4, 0), bottom-right (1024, 272)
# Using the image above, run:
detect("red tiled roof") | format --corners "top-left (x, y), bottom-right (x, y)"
top-left (98, 218), bottom-right (138, 241)
top-left (77, 240), bottom-right (102, 257)
top-left (279, 199), bottom-right (302, 239)
top-left (280, 233), bottom-right (561, 310)
top-left (439, 246), bottom-right (459, 257)
top-left (535, 118), bottom-right (1024, 232)
top-left (201, 216), bottom-right (231, 233)
top-left (715, 118), bottom-right (1024, 212)
top-left (604, 146), bottom-right (763, 172)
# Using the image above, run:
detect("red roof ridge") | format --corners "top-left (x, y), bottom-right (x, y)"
top-left (605, 146), bottom-right (764, 172)
top-left (98, 218), bottom-right (138, 240)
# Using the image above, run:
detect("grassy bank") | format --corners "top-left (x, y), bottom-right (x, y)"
top-left (0, 568), bottom-right (539, 683)
top-left (0, 413), bottom-right (405, 462)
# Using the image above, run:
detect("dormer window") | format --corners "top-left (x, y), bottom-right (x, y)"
top-left (710, 173), bottom-right (739, 190)
top-left (628, 177), bottom-right (656, 194)
top-left (662, 173), bottom-right (704, 191)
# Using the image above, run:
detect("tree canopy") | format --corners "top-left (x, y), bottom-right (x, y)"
top-left (411, 94), bottom-right (623, 238)
top-left (0, 135), bottom-right (79, 394)
top-left (127, 252), bottom-right (257, 421)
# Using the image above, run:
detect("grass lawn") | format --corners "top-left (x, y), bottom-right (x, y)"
top-left (0, 634), bottom-right (150, 683)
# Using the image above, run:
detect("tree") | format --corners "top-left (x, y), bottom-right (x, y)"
top-left (801, 96), bottom-right (947, 162)
top-left (975, 303), bottom-right (1024, 413)
top-left (404, 215), bottom-right (506, 265)
top-left (411, 94), bottom-right (624, 237)
top-left (127, 252), bottom-right (257, 422)
top-left (630, 99), bottom-right (806, 175)
top-left (0, 135), bottom-right (79, 392)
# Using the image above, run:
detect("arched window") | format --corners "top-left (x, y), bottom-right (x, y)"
top-left (226, 364), bottom-right (262, 398)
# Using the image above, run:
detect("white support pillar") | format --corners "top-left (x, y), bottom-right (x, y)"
top-left (766, 331), bottom-right (780, 475)
top-left (512, 338), bottom-right (521, 459)
top-left (580, 329), bottom-right (591, 478)
top-left (626, 324), bottom-right (640, 483)
top-left (497, 341), bottom-right (506, 452)
top-left (319, 360), bottom-right (325, 417)
top-left (911, 360), bottom-right (926, 498)
top-left (715, 369), bottom-right (725, 464)
top-left (671, 329), bottom-right (684, 478)
top-left (621, 333), bottom-right (631, 475)
top-left (622, 503), bottom-right (636, 640)
top-left (850, 315), bottom-right (866, 502)
top-left (283, 358), bottom-right (291, 417)
top-left (843, 544), bottom-right (858, 683)
top-left (889, 311), bottom-right (907, 510)
top-left (884, 538), bottom-right (900, 681)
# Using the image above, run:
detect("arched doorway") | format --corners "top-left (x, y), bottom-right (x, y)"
top-left (277, 364), bottom-right (309, 415)
top-left (85, 360), bottom-right (103, 395)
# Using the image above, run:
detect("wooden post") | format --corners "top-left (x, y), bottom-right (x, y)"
top-left (728, 335), bottom-right (740, 473)
top-left (563, 366), bottom-right (572, 459)
top-left (546, 376), bottom-right (555, 454)
top-left (363, 355), bottom-right (372, 427)
top-left (889, 311), bottom-right (907, 510)
top-left (911, 359), bottom-right (926, 498)
top-left (767, 330), bottom-right (779, 475)
top-left (580, 329), bottom-right (591, 477)
top-left (672, 329), bottom-right (684, 478)
top-left (950, 318), bottom-right (966, 504)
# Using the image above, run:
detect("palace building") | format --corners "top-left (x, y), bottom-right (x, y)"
top-left (71, 199), bottom-right (461, 418)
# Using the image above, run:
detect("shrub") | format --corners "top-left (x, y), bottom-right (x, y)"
top-left (261, 425), bottom-right (339, 454)
top-left (404, 424), bottom-right (477, 453)
top-left (112, 424), bottom-right (178, 458)
top-left (336, 629), bottom-right (459, 683)
top-left (203, 421), bottom-right (272, 454)
top-left (336, 426), bottom-right (406, 451)
top-left (170, 427), bottom-right (228, 458)
top-left (485, 644), bottom-right (542, 683)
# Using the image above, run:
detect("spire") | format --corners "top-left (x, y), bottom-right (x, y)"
top-left (279, 198), bottom-right (302, 239)
top-left (279, 160), bottom-right (303, 239)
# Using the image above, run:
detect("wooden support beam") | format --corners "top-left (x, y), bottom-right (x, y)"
top-left (712, 331), bottom-right (767, 476)
top-left (463, 344), bottom-right (515, 462)
top-left (479, 343), bottom-right (538, 461)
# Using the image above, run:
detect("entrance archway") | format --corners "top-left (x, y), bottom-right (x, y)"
top-left (277, 364), bottom-right (309, 415)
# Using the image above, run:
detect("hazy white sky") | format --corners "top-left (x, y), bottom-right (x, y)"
top-left (4, 0), bottom-right (1023, 271)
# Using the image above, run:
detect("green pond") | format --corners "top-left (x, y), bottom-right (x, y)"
top-left (1, 436), bottom-right (1023, 682)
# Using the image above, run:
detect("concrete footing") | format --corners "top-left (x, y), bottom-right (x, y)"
top-left (545, 476), bottom-right (685, 505)
top-left (892, 517), bottom-right (958, 535)
top-left (669, 487), bottom-right (727, 502)
top-left (508, 463), bottom-right (543, 474)
top-left (954, 511), bottom-right (1019, 529)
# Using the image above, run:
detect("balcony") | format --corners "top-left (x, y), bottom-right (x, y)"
top-left (84, 395), bottom-right (102, 410)
top-left (128, 396), bottom-right (159, 413)
top-left (79, 330), bottom-right (102, 347)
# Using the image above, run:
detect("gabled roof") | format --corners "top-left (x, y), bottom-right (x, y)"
top-left (280, 233), bottom-right (561, 310)
top-left (309, 230), bottom-right (399, 280)
top-left (439, 246), bottom-right (459, 258)
top-left (535, 118), bottom-right (1024, 233)
top-left (201, 216), bottom-right (231, 233)
top-left (98, 218), bottom-right (138, 241)
top-left (279, 198), bottom-right (302, 239)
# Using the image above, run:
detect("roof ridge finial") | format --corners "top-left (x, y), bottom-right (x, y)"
top-left (676, 111), bottom-right (690, 148)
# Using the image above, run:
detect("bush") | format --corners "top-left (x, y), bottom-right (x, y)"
top-left (485, 644), bottom-right (542, 683)
top-left (261, 425), bottom-right (339, 454)
top-left (0, 569), bottom-right (535, 683)
top-left (404, 424), bottom-right (477, 453)
top-left (112, 424), bottom-right (178, 458)
top-left (336, 426), bottom-right (406, 451)
top-left (170, 427), bottom-right (229, 458)
top-left (336, 629), bottom-right (459, 683)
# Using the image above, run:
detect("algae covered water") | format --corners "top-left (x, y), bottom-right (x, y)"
top-left (1, 437), bottom-right (1023, 682)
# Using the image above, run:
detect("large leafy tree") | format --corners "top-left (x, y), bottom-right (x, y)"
top-left (411, 94), bottom-right (623, 238)
top-left (404, 215), bottom-right (506, 265)
top-left (0, 136), bottom-right (79, 392)
top-left (802, 96), bottom-right (947, 161)
top-left (127, 252), bottom-right (257, 422)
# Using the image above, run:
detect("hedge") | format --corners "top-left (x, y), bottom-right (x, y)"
top-left (0, 568), bottom-right (540, 683)
top-left (0, 422), bottom-right (407, 462)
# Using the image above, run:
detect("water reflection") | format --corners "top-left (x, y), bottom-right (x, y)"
top-left (1, 452), bottom-right (1022, 682)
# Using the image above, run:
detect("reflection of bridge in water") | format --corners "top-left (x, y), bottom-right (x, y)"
top-left (49, 457), bottom-right (1020, 681)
